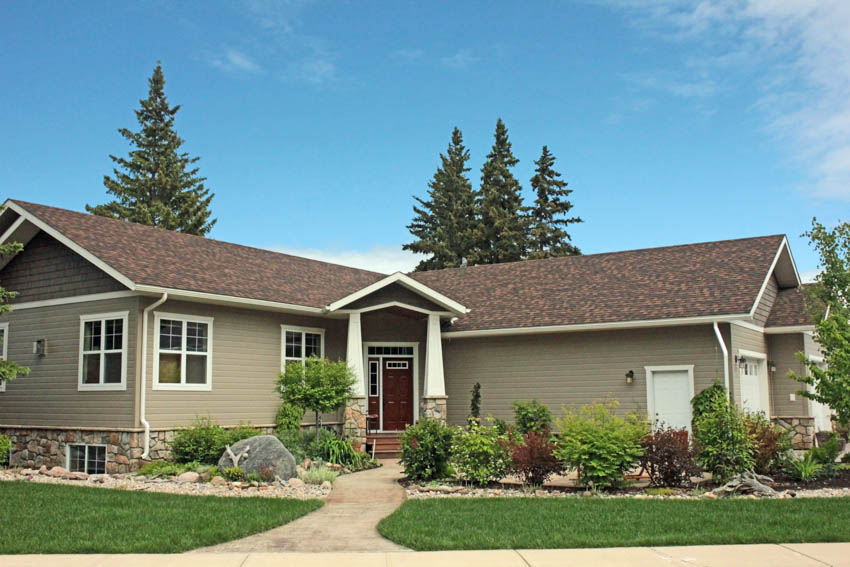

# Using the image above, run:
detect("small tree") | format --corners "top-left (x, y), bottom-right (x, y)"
top-left (0, 236), bottom-right (30, 386)
top-left (791, 218), bottom-right (850, 426)
top-left (277, 357), bottom-right (355, 439)
top-left (469, 382), bottom-right (482, 423)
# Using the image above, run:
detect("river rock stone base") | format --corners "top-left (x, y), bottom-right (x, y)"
top-left (772, 417), bottom-right (815, 449)
top-left (421, 396), bottom-right (447, 423)
top-left (343, 396), bottom-right (368, 443)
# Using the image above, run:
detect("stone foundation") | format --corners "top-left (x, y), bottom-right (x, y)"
top-left (772, 416), bottom-right (815, 449)
top-left (421, 396), bottom-right (448, 423)
top-left (343, 396), bottom-right (368, 443)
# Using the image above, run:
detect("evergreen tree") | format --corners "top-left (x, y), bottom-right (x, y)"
top-left (0, 234), bottom-right (30, 386)
top-left (472, 119), bottom-right (528, 264)
top-left (527, 146), bottom-right (582, 259)
top-left (404, 127), bottom-right (476, 271)
top-left (87, 63), bottom-right (216, 236)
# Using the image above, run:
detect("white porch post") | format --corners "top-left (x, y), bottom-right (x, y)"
top-left (423, 313), bottom-right (448, 422)
top-left (344, 312), bottom-right (368, 444)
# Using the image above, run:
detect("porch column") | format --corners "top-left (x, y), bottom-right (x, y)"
top-left (423, 312), bottom-right (448, 423)
top-left (344, 312), bottom-right (368, 444)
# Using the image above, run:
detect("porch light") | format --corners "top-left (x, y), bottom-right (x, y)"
top-left (768, 360), bottom-right (777, 373)
top-left (625, 370), bottom-right (634, 384)
top-left (735, 354), bottom-right (747, 369)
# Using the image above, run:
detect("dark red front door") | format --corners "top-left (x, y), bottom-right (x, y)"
top-left (382, 358), bottom-right (413, 431)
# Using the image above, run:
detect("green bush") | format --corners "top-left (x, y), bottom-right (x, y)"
top-left (554, 401), bottom-right (649, 489)
top-left (137, 461), bottom-right (202, 477)
top-left (451, 423), bottom-right (512, 485)
top-left (811, 433), bottom-right (842, 467)
top-left (318, 436), bottom-right (369, 469)
top-left (0, 434), bottom-right (11, 468)
top-left (223, 424), bottom-right (262, 447)
top-left (692, 402), bottom-right (754, 482)
top-left (276, 427), bottom-right (341, 465)
top-left (275, 403), bottom-right (304, 433)
top-left (299, 464), bottom-right (339, 485)
top-left (787, 452), bottom-right (824, 482)
top-left (223, 466), bottom-right (245, 481)
top-left (691, 380), bottom-right (727, 424)
top-left (743, 412), bottom-right (792, 475)
top-left (512, 399), bottom-right (553, 435)
top-left (400, 418), bottom-right (454, 481)
top-left (170, 418), bottom-right (261, 464)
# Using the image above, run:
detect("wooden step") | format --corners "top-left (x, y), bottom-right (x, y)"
top-left (366, 433), bottom-right (402, 459)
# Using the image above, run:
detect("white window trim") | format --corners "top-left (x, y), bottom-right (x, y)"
top-left (78, 312), bottom-right (129, 392)
top-left (66, 443), bottom-right (107, 474)
top-left (153, 312), bottom-right (214, 391)
top-left (645, 365), bottom-right (696, 432)
top-left (363, 342), bottom-right (419, 432)
top-left (280, 325), bottom-right (325, 370)
top-left (0, 322), bottom-right (8, 392)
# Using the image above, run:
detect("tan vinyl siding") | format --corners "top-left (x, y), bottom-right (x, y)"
top-left (767, 333), bottom-right (808, 416)
top-left (346, 283), bottom-right (446, 312)
top-left (142, 299), bottom-right (347, 428)
top-left (753, 275), bottom-right (778, 326)
top-left (0, 297), bottom-right (139, 427)
top-left (729, 324), bottom-right (768, 406)
top-left (1, 232), bottom-right (126, 303)
top-left (441, 324), bottom-right (727, 426)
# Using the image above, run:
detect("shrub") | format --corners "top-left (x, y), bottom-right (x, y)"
top-left (137, 461), bottom-right (197, 477)
top-left (645, 487), bottom-right (678, 496)
top-left (170, 418), bottom-right (227, 464)
top-left (0, 434), bottom-right (10, 468)
top-left (400, 418), bottom-right (454, 481)
top-left (787, 452), bottom-right (824, 482)
top-left (743, 412), bottom-right (792, 475)
top-left (554, 401), bottom-right (649, 489)
top-left (692, 402), bottom-right (754, 482)
top-left (512, 399), bottom-right (553, 435)
top-left (299, 464), bottom-right (339, 484)
top-left (639, 426), bottom-right (700, 488)
top-left (451, 423), bottom-right (512, 485)
top-left (469, 382), bottom-right (482, 423)
top-left (223, 466), bottom-right (245, 481)
top-left (319, 437), bottom-right (366, 468)
top-left (276, 403), bottom-right (304, 433)
top-left (508, 431), bottom-right (562, 486)
top-left (222, 424), bottom-right (262, 447)
top-left (691, 380), bottom-right (727, 424)
top-left (811, 433), bottom-right (842, 467)
top-left (258, 466), bottom-right (276, 483)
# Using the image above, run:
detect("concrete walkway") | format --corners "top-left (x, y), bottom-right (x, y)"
top-left (6, 544), bottom-right (850, 566)
top-left (196, 459), bottom-right (408, 553)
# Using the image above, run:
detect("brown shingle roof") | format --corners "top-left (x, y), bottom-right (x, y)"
top-left (765, 286), bottom-right (815, 328)
top-left (412, 235), bottom-right (787, 332)
top-left (12, 200), bottom-right (385, 308)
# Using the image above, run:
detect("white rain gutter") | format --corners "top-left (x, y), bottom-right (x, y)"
top-left (713, 321), bottom-right (730, 400)
top-left (141, 293), bottom-right (168, 459)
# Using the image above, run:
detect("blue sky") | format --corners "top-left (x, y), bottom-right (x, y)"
top-left (2, 1), bottom-right (848, 276)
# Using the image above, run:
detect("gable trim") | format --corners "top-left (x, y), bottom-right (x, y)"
top-left (749, 237), bottom-right (800, 320)
top-left (325, 272), bottom-right (469, 315)
top-left (4, 201), bottom-right (136, 290)
top-left (133, 284), bottom-right (325, 315)
top-left (334, 301), bottom-right (455, 317)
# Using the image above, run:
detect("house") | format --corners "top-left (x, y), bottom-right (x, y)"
top-left (0, 199), bottom-right (825, 473)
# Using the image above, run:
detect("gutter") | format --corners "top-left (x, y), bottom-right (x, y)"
top-left (141, 292), bottom-right (168, 459)
top-left (713, 321), bottom-right (730, 400)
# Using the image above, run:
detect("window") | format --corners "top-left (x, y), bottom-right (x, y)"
top-left (369, 360), bottom-right (379, 396)
top-left (0, 322), bottom-right (7, 392)
top-left (68, 444), bottom-right (106, 474)
top-left (368, 346), bottom-right (414, 356)
top-left (281, 326), bottom-right (324, 368)
top-left (154, 313), bottom-right (213, 390)
top-left (79, 313), bottom-right (128, 391)
top-left (386, 361), bottom-right (409, 369)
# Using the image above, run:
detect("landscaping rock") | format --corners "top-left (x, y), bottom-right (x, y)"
top-left (210, 476), bottom-right (227, 486)
top-left (39, 465), bottom-right (47, 474)
top-left (321, 481), bottom-right (332, 490)
top-left (49, 466), bottom-right (69, 478)
top-left (288, 478), bottom-right (305, 488)
top-left (176, 471), bottom-right (201, 483)
top-left (217, 435), bottom-right (297, 480)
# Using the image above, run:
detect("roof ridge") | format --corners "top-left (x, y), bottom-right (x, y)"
top-left (9, 199), bottom-right (387, 277)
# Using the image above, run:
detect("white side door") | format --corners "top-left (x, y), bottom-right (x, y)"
top-left (739, 357), bottom-right (770, 416)
top-left (647, 367), bottom-right (694, 431)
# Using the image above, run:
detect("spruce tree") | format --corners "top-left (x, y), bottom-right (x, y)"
top-left (87, 63), bottom-right (216, 236)
top-left (404, 127), bottom-right (476, 271)
top-left (527, 146), bottom-right (582, 259)
top-left (0, 235), bottom-right (30, 386)
top-left (472, 119), bottom-right (528, 264)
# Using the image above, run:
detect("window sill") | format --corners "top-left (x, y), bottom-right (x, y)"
top-left (78, 383), bottom-right (127, 392)
top-left (152, 383), bottom-right (212, 392)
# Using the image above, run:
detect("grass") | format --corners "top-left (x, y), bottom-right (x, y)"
top-left (299, 465), bottom-right (340, 485)
top-left (0, 481), bottom-right (322, 554)
top-left (378, 497), bottom-right (850, 550)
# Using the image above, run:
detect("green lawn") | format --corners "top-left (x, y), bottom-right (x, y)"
top-left (378, 497), bottom-right (850, 550)
top-left (0, 481), bottom-right (322, 554)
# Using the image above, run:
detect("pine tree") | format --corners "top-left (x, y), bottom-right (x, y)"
top-left (472, 119), bottom-right (528, 264)
top-left (527, 146), bottom-right (582, 259)
top-left (0, 235), bottom-right (30, 386)
top-left (404, 127), bottom-right (476, 271)
top-left (86, 63), bottom-right (216, 236)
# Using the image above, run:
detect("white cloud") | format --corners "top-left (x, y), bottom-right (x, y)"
top-left (266, 245), bottom-right (426, 274)
top-left (601, 0), bottom-right (850, 201)
top-left (800, 268), bottom-right (820, 284)
top-left (209, 48), bottom-right (262, 73)
top-left (440, 49), bottom-right (478, 69)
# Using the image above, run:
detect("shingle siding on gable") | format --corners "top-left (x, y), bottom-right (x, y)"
top-left (1, 232), bottom-right (126, 303)
top-left (752, 275), bottom-right (779, 326)
top-left (344, 283), bottom-right (446, 312)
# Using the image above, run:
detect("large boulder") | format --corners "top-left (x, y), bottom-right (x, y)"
top-left (217, 435), bottom-right (297, 480)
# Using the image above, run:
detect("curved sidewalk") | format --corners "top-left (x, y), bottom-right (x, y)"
top-left (195, 459), bottom-right (408, 553)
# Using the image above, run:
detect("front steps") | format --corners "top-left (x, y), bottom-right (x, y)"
top-left (366, 432), bottom-right (402, 459)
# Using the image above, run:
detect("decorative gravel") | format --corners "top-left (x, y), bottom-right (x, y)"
top-left (405, 483), bottom-right (850, 500)
top-left (0, 466), bottom-right (329, 499)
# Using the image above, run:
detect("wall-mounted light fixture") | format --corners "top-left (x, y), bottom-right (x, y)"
top-left (625, 370), bottom-right (635, 384)
top-left (768, 360), bottom-right (777, 373)
top-left (33, 339), bottom-right (47, 357)
top-left (734, 354), bottom-right (747, 369)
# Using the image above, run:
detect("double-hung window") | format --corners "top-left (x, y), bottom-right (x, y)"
top-left (79, 312), bottom-right (128, 391)
top-left (0, 322), bottom-right (8, 392)
top-left (154, 313), bottom-right (213, 390)
top-left (281, 326), bottom-right (324, 368)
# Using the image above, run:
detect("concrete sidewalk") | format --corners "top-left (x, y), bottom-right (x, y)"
top-left (3, 544), bottom-right (850, 567)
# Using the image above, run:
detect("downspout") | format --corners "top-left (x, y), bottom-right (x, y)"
top-left (141, 293), bottom-right (168, 459)
top-left (713, 321), bottom-right (730, 401)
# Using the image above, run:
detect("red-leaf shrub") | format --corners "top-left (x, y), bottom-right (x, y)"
top-left (509, 431), bottom-right (562, 486)
top-left (639, 426), bottom-right (701, 487)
